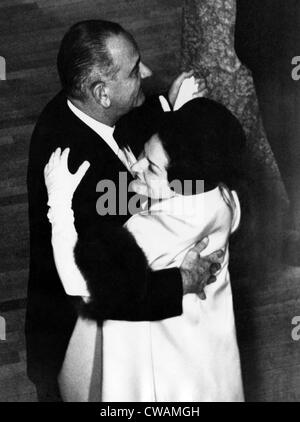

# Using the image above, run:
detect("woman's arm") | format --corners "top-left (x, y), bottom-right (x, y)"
top-left (44, 147), bottom-right (91, 297)
top-left (47, 204), bottom-right (90, 297)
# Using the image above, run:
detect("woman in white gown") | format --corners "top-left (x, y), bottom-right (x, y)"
top-left (45, 98), bottom-right (246, 402)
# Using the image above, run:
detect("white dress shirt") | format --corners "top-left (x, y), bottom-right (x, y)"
top-left (67, 99), bottom-right (135, 172)
top-left (67, 97), bottom-right (171, 171)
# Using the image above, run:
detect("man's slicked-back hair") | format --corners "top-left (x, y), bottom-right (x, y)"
top-left (57, 20), bottom-right (137, 101)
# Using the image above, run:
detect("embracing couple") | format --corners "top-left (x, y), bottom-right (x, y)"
top-left (26, 20), bottom-right (246, 402)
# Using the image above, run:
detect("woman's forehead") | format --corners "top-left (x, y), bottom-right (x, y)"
top-left (145, 134), bottom-right (169, 167)
top-left (144, 134), bottom-right (158, 153)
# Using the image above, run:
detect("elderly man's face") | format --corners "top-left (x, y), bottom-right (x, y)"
top-left (105, 34), bottom-right (152, 120)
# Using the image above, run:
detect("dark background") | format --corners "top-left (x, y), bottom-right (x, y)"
top-left (236, 0), bottom-right (300, 230)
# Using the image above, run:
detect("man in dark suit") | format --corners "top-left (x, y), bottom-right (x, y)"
top-left (26, 20), bottom-right (223, 401)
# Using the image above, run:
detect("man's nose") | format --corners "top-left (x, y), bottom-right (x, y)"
top-left (139, 62), bottom-right (152, 79)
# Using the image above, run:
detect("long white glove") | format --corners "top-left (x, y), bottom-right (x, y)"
top-left (44, 147), bottom-right (90, 210)
top-left (169, 71), bottom-right (208, 112)
top-left (44, 147), bottom-right (91, 297)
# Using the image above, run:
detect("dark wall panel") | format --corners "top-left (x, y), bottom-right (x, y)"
top-left (236, 0), bottom-right (300, 225)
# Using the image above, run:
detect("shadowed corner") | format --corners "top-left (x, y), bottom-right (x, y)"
top-left (0, 56), bottom-right (6, 80)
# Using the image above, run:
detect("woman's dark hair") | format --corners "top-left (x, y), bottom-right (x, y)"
top-left (57, 19), bottom-right (137, 101)
top-left (158, 98), bottom-right (248, 195)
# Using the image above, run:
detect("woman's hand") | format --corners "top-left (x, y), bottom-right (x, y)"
top-left (44, 147), bottom-right (90, 207)
top-left (168, 70), bottom-right (208, 109)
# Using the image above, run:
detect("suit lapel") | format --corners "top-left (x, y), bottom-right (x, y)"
top-left (60, 95), bottom-right (133, 177)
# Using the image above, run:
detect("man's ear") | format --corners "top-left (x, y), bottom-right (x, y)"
top-left (92, 82), bottom-right (111, 108)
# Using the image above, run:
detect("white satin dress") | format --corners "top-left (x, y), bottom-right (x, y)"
top-left (50, 187), bottom-right (244, 402)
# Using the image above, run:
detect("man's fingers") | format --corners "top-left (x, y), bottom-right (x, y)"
top-left (193, 237), bottom-right (209, 254)
top-left (210, 263), bottom-right (221, 275)
top-left (206, 249), bottom-right (225, 264)
top-left (74, 160), bottom-right (90, 185)
top-left (207, 275), bottom-right (217, 285)
top-left (198, 290), bottom-right (206, 300)
top-left (186, 248), bottom-right (199, 261)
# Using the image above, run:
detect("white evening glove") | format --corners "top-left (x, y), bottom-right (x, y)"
top-left (44, 147), bottom-right (90, 212)
top-left (44, 147), bottom-right (90, 229)
top-left (173, 76), bottom-right (208, 111)
top-left (44, 147), bottom-right (91, 297)
top-left (173, 76), bottom-right (198, 111)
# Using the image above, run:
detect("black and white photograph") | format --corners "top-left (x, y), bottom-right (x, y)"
top-left (0, 0), bottom-right (300, 405)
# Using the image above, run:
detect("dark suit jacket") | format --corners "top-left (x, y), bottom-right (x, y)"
top-left (25, 91), bottom-right (182, 385)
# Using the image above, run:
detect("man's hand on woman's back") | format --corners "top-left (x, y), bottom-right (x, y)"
top-left (180, 237), bottom-right (224, 300)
